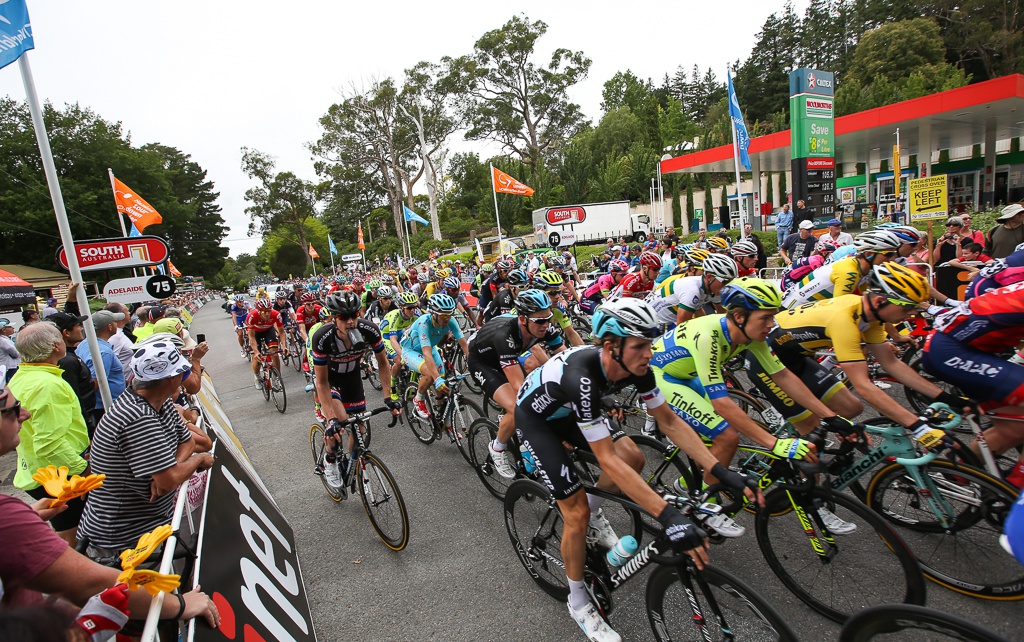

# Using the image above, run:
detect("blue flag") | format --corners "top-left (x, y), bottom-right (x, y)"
top-left (328, 234), bottom-right (337, 255)
top-left (727, 70), bottom-right (751, 171)
top-left (0, 0), bottom-right (35, 71)
top-left (128, 223), bottom-right (141, 237)
top-left (403, 204), bottom-right (429, 226)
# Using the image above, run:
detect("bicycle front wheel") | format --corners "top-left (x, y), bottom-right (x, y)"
top-left (363, 354), bottom-right (382, 391)
top-left (756, 485), bottom-right (926, 623)
top-left (269, 367), bottom-right (286, 413)
top-left (260, 367), bottom-right (271, 401)
top-left (357, 453), bottom-right (409, 551)
top-left (504, 479), bottom-right (568, 600)
top-left (865, 459), bottom-right (1023, 600)
top-left (309, 424), bottom-right (343, 501)
top-left (451, 396), bottom-right (485, 466)
top-left (291, 344), bottom-right (302, 372)
top-left (646, 563), bottom-right (800, 642)
top-left (402, 383), bottom-right (435, 444)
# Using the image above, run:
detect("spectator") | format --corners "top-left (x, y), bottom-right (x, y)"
top-left (527, 253), bottom-right (541, 273)
top-left (20, 308), bottom-right (40, 330)
top-left (78, 340), bottom-right (214, 561)
top-left (150, 318), bottom-right (208, 395)
top-left (780, 220), bottom-right (818, 265)
top-left (610, 246), bottom-right (623, 262)
top-left (959, 213), bottom-right (984, 245)
top-left (0, 319), bottom-right (18, 382)
top-left (76, 310), bottom-right (126, 427)
top-left (693, 229), bottom-right (708, 249)
top-left (793, 199), bottom-right (812, 227)
top-left (932, 216), bottom-right (973, 266)
top-left (947, 242), bottom-right (992, 277)
top-left (663, 227), bottom-right (677, 243)
top-left (43, 297), bottom-right (59, 318)
top-left (774, 204), bottom-right (794, 247)
top-left (103, 302), bottom-right (134, 372)
top-left (985, 204), bottom-right (1024, 259)
top-left (824, 218), bottom-right (854, 246)
top-left (49, 312), bottom-right (97, 436)
top-left (7, 322), bottom-right (90, 546)
top-left (132, 305), bottom-right (166, 341)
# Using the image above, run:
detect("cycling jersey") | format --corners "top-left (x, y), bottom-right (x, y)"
top-left (780, 254), bottom-right (826, 291)
top-left (482, 288), bottom-right (516, 322)
top-left (310, 318), bottom-right (384, 379)
top-left (469, 314), bottom-right (563, 397)
top-left (654, 259), bottom-right (678, 286)
top-left (932, 281), bottom-right (1024, 351)
top-left (366, 299), bottom-right (397, 324)
top-left (583, 274), bottom-right (618, 300)
top-left (610, 272), bottom-right (654, 299)
top-left (965, 248), bottom-right (1024, 299)
top-left (244, 309), bottom-right (283, 332)
top-left (400, 313), bottom-right (463, 354)
top-left (770, 295), bottom-right (886, 364)
top-left (647, 275), bottom-right (715, 325)
top-left (273, 300), bottom-right (294, 322)
top-left (229, 302), bottom-right (250, 327)
top-left (476, 274), bottom-right (507, 310)
top-left (781, 255), bottom-right (868, 309)
top-left (379, 308), bottom-right (418, 357)
top-left (294, 304), bottom-right (323, 331)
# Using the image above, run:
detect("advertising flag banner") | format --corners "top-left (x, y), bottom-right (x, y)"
top-left (0, 0), bottom-right (34, 71)
top-left (328, 234), bottom-right (338, 255)
top-left (727, 71), bottom-right (752, 171)
top-left (167, 260), bottom-right (182, 277)
top-left (357, 223), bottom-right (365, 250)
top-left (112, 177), bottom-right (163, 231)
top-left (492, 167), bottom-right (535, 196)
top-left (403, 205), bottom-right (429, 226)
top-left (308, 244), bottom-right (319, 258)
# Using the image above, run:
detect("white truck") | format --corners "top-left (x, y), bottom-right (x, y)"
top-left (532, 200), bottom-right (651, 247)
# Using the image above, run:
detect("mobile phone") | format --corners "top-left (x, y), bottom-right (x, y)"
top-left (196, 333), bottom-right (206, 343)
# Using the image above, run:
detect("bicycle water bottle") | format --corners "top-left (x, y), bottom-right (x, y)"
top-left (519, 444), bottom-right (537, 474)
top-left (606, 535), bottom-right (638, 567)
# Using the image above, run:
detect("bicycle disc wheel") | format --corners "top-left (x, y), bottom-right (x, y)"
top-left (309, 424), bottom-right (343, 501)
top-left (839, 603), bottom-right (1011, 642)
top-left (451, 397), bottom-right (485, 466)
top-left (402, 383), bottom-right (435, 444)
top-left (646, 563), bottom-right (800, 642)
top-left (269, 368), bottom-right (286, 413)
top-left (357, 453), bottom-right (410, 551)
top-left (865, 459), bottom-right (1023, 599)
top-left (504, 479), bottom-right (568, 600)
top-left (756, 485), bottom-right (926, 623)
top-left (469, 418), bottom-right (517, 500)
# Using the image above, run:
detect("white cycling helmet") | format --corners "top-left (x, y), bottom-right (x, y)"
top-left (729, 240), bottom-right (758, 258)
top-left (376, 285), bottom-right (395, 298)
top-left (701, 253), bottom-right (740, 281)
top-left (853, 230), bottom-right (902, 254)
top-left (591, 298), bottom-right (661, 339)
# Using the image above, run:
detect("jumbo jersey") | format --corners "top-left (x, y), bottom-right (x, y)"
top-left (769, 295), bottom-right (886, 364)
top-left (400, 313), bottom-right (463, 353)
top-left (310, 318), bottom-right (384, 379)
top-left (244, 309), bottom-right (283, 332)
top-left (470, 314), bottom-right (563, 369)
top-left (647, 274), bottom-right (715, 325)
top-left (516, 346), bottom-right (665, 443)
top-left (781, 256), bottom-right (868, 309)
top-left (651, 314), bottom-right (784, 400)
top-left (933, 281), bottom-right (1024, 352)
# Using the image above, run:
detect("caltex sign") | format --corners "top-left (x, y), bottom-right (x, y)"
top-left (56, 236), bottom-right (170, 272)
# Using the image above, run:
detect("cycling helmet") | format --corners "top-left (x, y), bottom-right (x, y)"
top-left (436, 268), bottom-right (452, 280)
top-left (515, 289), bottom-right (552, 314)
top-left (427, 293), bottom-right (457, 314)
top-left (352, 276), bottom-right (364, 285)
top-left (443, 276), bottom-right (461, 290)
top-left (495, 259), bottom-right (514, 271)
top-left (481, 263), bottom-right (494, 274)
top-left (333, 276), bottom-right (344, 284)
top-left (609, 259), bottom-right (630, 273)
top-left (853, 230), bottom-right (902, 254)
top-left (874, 222), bottom-right (898, 229)
top-left (398, 291), bottom-right (419, 306)
top-left (682, 248), bottom-right (711, 267)
top-left (720, 277), bottom-right (783, 310)
top-left (233, 294), bottom-right (244, 302)
top-left (638, 251), bottom-right (663, 269)
top-left (506, 269), bottom-right (530, 287)
top-left (546, 255), bottom-right (565, 268)
top-left (255, 299), bottom-right (272, 310)
top-left (318, 307), bottom-right (331, 322)
top-left (591, 299), bottom-right (661, 340)
top-left (376, 285), bottom-right (395, 298)
top-left (132, 332), bottom-right (185, 352)
top-left (730, 240), bottom-right (758, 258)
top-left (535, 271), bottom-right (564, 290)
top-left (701, 253), bottom-right (740, 281)
top-left (381, 274), bottom-right (395, 285)
top-left (814, 238), bottom-right (838, 254)
top-left (323, 291), bottom-right (362, 315)
top-left (367, 278), bottom-right (382, 290)
top-left (275, 290), bottom-right (287, 298)
top-left (706, 236), bottom-right (730, 251)
top-left (301, 292), bottom-right (316, 303)
top-left (886, 225), bottom-right (922, 245)
top-left (868, 262), bottom-right (929, 304)
top-left (417, 273), bottom-right (430, 284)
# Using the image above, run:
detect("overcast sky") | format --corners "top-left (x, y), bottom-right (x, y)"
top-left (2, 1), bottom-right (808, 258)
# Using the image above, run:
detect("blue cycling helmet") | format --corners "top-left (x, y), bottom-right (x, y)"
top-left (514, 289), bottom-right (551, 314)
top-left (443, 276), bottom-right (461, 290)
top-left (427, 293), bottom-right (457, 314)
top-left (234, 294), bottom-right (244, 301)
top-left (591, 299), bottom-right (661, 339)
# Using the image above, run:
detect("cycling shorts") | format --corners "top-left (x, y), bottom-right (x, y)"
top-left (254, 328), bottom-right (279, 350)
top-left (328, 374), bottom-right (367, 413)
top-left (515, 406), bottom-right (626, 500)
top-left (921, 332), bottom-right (1024, 411)
top-left (746, 353), bottom-right (844, 423)
top-left (653, 370), bottom-right (729, 439)
top-left (403, 345), bottom-right (445, 377)
top-left (468, 351), bottom-right (516, 399)
top-left (579, 298), bottom-right (600, 314)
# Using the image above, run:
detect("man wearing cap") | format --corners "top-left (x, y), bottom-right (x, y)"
top-left (43, 297), bottom-right (59, 318)
top-left (75, 310), bottom-right (126, 427)
top-left (986, 204), bottom-right (1024, 259)
top-left (780, 220), bottom-right (819, 265)
top-left (78, 340), bottom-right (214, 562)
top-left (132, 305), bottom-right (165, 341)
top-left (0, 319), bottom-right (18, 382)
top-left (824, 218), bottom-right (853, 246)
top-left (103, 302), bottom-right (134, 372)
top-left (50, 312), bottom-right (97, 435)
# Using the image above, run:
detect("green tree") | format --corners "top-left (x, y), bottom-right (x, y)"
top-left (590, 107), bottom-right (645, 161)
top-left (938, 0), bottom-right (1024, 82)
top-left (734, 3), bottom-right (801, 126)
top-left (556, 137), bottom-right (593, 204)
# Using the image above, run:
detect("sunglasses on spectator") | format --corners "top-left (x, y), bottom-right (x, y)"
top-left (0, 400), bottom-right (21, 417)
top-left (946, 223), bottom-right (961, 227)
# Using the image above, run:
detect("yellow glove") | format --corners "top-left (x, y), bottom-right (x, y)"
top-left (32, 465), bottom-right (71, 497)
top-left (120, 524), bottom-right (173, 571)
top-left (120, 569), bottom-right (181, 596)
top-left (50, 473), bottom-right (106, 507)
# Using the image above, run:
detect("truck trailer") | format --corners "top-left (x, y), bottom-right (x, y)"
top-left (532, 200), bottom-right (651, 246)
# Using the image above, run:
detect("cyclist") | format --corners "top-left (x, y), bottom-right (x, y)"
top-left (422, 268), bottom-right (450, 301)
top-left (515, 299), bottom-right (755, 642)
top-left (245, 299), bottom-right (288, 387)
top-left (751, 263), bottom-right (969, 447)
top-left (610, 251), bottom-right (662, 299)
top-left (401, 293), bottom-right (470, 419)
top-left (534, 271), bottom-right (585, 348)
top-left (729, 239), bottom-right (759, 277)
top-left (651, 277), bottom-right (855, 536)
top-left (366, 285), bottom-right (397, 325)
top-left (545, 255), bottom-right (580, 302)
top-left (380, 291), bottom-right (421, 400)
top-left (273, 290), bottom-right (296, 324)
top-left (482, 269), bottom-right (530, 323)
top-left (965, 244), bottom-right (1024, 300)
top-left (705, 235), bottom-right (730, 253)
top-left (579, 259), bottom-right (628, 314)
top-left (441, 276), bottom-right (479, 328)
top-left (647, 253), bottom-right (738, 328)
top-left (477, 259), bottom-right (513, 314)
top-left (229, 294), bottom-right (250, 351)
top-left (779, 238), bottom-right (837, 291)
top-left (470, 289), bottom-right (566, 478)
top-left (310, 291), bottom-right (401, 489)
top-left (361, 278), bottom-right (382, 312)
top-left (410, 272), bottom-right (429, 298)
top-left (472, 263), bottom-right (494, 297)
top-left (781, 229), bottom-right (902, 308)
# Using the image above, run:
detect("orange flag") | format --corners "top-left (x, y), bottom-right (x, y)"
top-left (167, 261), bottom-right (182, 277)
top-left (357, 222), bottom-right (365, 250)
top-left (309, 244), bottom-right (319, 258)
top-left (492, 167), bottom-right (535, 196)
top-left (112, 177), bottom-right (163, 231)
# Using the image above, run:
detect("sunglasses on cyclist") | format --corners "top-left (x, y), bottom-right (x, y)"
top-left (402, 305), bottom-right (418, 311)
top-left (527, 315), bottom-right (553, 325)
top-left (0, 400), bottom-right (21, 417)
top-left (333, 313), bottom-right (359, 321)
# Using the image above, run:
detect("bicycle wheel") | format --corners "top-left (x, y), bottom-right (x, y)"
top-left (357, 452), bottom-right (410, 551)
top-left (839, 603), bottom-right (1010, 642)
top-left (504, 479), bottom-right (568, 600)
top-left (626, 435), bottom-right (692, 534)
top-left (260, 366), bottom-right (271, 401)
top-left (902, 346), bottom-right (966, 415)
top-left (756, 485), bottom-right (926, 623)
top-left (469, 418), bottom-right (518, 500)
top-left (453, 350), bottom-right (482, 394)
top-left (402, 383), bottom-right (435, 444)
top-left (269, 368), bottom-right (286, 413)
top-left (646, 563), bottom-right (800, 642)
top-left (865, 459), bottom-right (1023, 599)
top-left (291, 344), bottom-right (302, 372)
top-left (451, 396), bottom-right (485, 466)
top-left (363, 354), bottom-right (382, 391)
top-left (309, 424), bottom-right (343, 501)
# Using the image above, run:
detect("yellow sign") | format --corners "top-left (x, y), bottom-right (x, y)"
top-left (893, 146), bottom-right (901, 198)
top-left (908, 174), bottom-right (948, 222)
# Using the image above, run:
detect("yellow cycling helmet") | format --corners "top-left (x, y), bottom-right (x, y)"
top-left (869, 262), bottom-right (929, 304)
top-left (435, 268), bottom-right (452, 279)
top-left (535, 270), bottom-right (564, 290)
top-left (706, 236), bottom-right (730, 251)
top-left (683, 248), bottom-right (711, 267)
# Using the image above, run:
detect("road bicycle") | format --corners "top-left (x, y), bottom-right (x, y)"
top-left (240, 331), bottom-right (253, 362)
top-left (255, 348), bottom-right (286, 413)
top-left (838, 604), bottom-right (1010, 642)
top-left (402, 374), bottom-right (484, 465)
top-left (504, 468), bottom-right (800, 640)
top-left (283, 324), bottom-right (303, 372)
top-left (309, 406), bottom-right (409, 550)
top-left (360, 351), bottom-right (382, 391)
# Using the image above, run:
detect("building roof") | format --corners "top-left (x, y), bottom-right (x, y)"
top-left (661, 74), bottom-right (1024, 174)
top-left (0, 264), bottom-right (83, 289)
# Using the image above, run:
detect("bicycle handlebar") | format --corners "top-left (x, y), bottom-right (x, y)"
top-left (334, 406), bottom-right (400, 428)
top-left (923, 402), bottom-right (962, 431)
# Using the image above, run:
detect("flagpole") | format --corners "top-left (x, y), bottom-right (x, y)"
top-left (728, 66), bottom-right (746, 229)
top-left (20, 54), bottom-right (112, 411)
top-left (490, 163), bottom-right (503, 247)
top-left (108, 168), bottom-right (139, 277)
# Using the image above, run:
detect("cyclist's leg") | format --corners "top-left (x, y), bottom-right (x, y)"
top-left (654, 370), bottom-right (735, 483)
top-left (404, 346), bottom-right (433, 395)
top-left (265, 328), bottom-right (282, 370)
top-left (747, 353), bottom-right (854, 434)
top-left (235, 323), bottom-right (245, 347)
top-left (333, 374), bottom-right (367, 453)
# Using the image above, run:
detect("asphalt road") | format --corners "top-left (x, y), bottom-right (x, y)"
top-left (3, 300), bottom-right (1019, 641)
